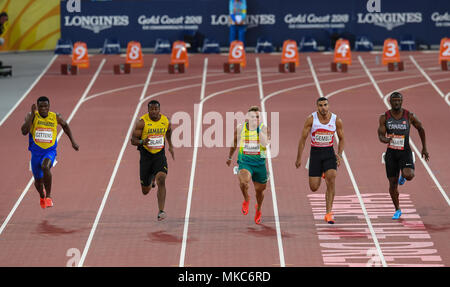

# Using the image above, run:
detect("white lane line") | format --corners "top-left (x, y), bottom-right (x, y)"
top-left (256, 57), bottom-right (286, 267)
top-left (358, 56), bottom-right (385, 99)
top-left (409, 55), bottom-right (448, 105)
top-left (78, 58), bottom-right (158, 267)
top-left (0, 55), bottom-right (58, 127)
top-left (326, 75), bottom-right (433, 99)
top-left (179, 58), bottom-right (208, 267)
top-left (382, 79), bottom-right (450, 109)
top-left (308, 56), bottom-right (388, 267)
top-left (307, 56), bottom-right (324, 98)
top-left (83, 72), bottom-right (231, 102)
top-left (358, 55), bottom-right (450, 207)
top-left (0, 58), bottom-right (106, 236)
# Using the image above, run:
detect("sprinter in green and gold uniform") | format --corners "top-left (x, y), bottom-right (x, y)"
top-left (226, 106), bottom-right (269, 224)
top-left (131, 100), bottom-right (174, 221)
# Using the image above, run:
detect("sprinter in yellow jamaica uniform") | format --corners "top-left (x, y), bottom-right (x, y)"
top-left (131, 100), bottom-right (174, 221)
top-left (21, 96), bottom-right (79, 209)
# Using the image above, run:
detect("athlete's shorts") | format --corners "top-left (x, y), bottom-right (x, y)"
top-left (139, 147), bottom-right (168, 187)
top-left (30, 149), bottom-right (57, 180)
top-left (309, 146), bottom-right (337, 177)
top-left (385, 148), bottom-right (415, 178)
top-left (238, 161), bottom-right (268, 184)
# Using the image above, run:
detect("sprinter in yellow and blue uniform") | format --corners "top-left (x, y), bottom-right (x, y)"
top-left (21, 97), bottom-right (79, 209)
top-left (131, 100), bottom-right (174, 221)
top-left (226, 106), bottom-right (269, 224)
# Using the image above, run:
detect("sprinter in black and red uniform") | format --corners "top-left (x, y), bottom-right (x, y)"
top-left (378, 92), bottom-right (429, 220)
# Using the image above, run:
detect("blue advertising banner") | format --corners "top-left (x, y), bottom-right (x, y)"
top-left (60, 0), bottom-right (450, 50)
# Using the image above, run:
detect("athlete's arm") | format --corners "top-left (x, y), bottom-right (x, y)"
top-left (131, 119), bottom-right (147, 147)
top-left (410, 112), bottom-right (429, 161)
top-left (259, 124), bottom-right (270, 147)
top-left (335, 118), bottom-right (344, 167)
top-left (226, 124), bottom-right (240, 166)
top-left (21, 104), bottom-right (36, 135)
top-left (57, 113), bottom-right (79, 151)
top-left (295, 116), bottom-right (313, 168)
top-left (377, 114), bottom-right (392, 144)
top-left (166, 121), bottom-right (175, 160)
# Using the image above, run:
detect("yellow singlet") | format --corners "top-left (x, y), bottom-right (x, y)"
top-left (140, 113), bottom-right (169, 154)
top-left (30, 111), bottom-right (58, 150)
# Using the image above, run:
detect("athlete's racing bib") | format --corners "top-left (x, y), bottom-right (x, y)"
top-left (388, 134), bottom-right (405, 150)
top-left (243, 140), bottom-right (260, 155)
top-left (34, 128), bottom-right (53, 143)
top-left (147, 135), bottom-right (164, 150)
top-left (311, 130), bottom-right (334, 147)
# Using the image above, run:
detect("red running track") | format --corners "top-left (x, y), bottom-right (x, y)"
top-left (0, 51), bottom-right (448, 266)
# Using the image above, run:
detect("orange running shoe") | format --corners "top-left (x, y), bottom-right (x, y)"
top-left (45, 197), bottom-right (54, 208)
top-left (254, 204), bottom-right (261, 224)
top-left (322, 173), bottom-right (325, 179)
top-left (242, 198), bottom-right (250, 215)
top-left (324, 212), bottom-right (334, 224)
top-left (40, 198), bottom-right (46, 209)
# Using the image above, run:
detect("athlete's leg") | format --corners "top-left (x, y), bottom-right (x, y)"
top-left (229, 25), bottom-right (237, 44)
top-left (238, 169), bottom-right (252, 202)
top-left (41, 158), bottom-right (52, 198)
top-left (31, 154), bottom-right (45, 198)
top-left (238, 26), bottom-right (246, 43)
top-left (34, 178), bottom-right (45, 198)
top-left (140, 155), bottom-right (152, 195)
top-left (388, 177), bottom-right (400, 211)
top-left (155, 171), bottom-right (167, 212)
top-left (141, 185), bottom-right (151, 195)
top-left (324, 169), bottom-right (337, 214)
top-left (309, 177), bottom-right (321, 192)
top-left (253, 182), bottom-right (266, 211)
top-left (401, 167), bottom-right (414, 181)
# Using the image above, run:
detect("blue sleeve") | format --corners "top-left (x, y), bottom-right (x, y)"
top-left (229, 0), bottom-right (234, 14)
top-left (242, 0), bottom-right (247, 12)
top-left (241, 0), bottom-right (247, 20)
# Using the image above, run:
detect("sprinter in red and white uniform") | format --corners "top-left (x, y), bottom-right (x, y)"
top-left (295, 97), bottom-right (345, 224)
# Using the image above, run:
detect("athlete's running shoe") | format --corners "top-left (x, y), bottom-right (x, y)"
top-left (398, 175), bottom-right (406, 185)
top-left (322, 173), bottom-right (325, 179)
top-left (45, 197), bottom-right (54, 208)
top-left (242, 198), bottom-right (250, 215)
top-left (40, 198), bottom-right (46, 209)
top-left (254, 204), bottom-right (261, 225)
top-left (157, 210), bottom-right (166, 221)
top-left (324, 212), bottom-right (335, 224)
top-left (392, 209), bottom-right (402, 220)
